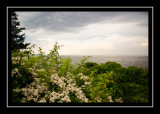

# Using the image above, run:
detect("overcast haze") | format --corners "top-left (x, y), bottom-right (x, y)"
top-left (16, 11), bottom-right (148, 56)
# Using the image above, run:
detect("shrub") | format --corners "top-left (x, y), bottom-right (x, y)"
top-left (13, 72), bottom-right (91, 103)
top-left (83, 62), bottom-right (98, 68)
top-left (96, 62), bottom-right (122, 74)
top-left (104, 61), bottom-right (122, 71)
top-left (108, 66), bottom-right (148, 103)
top-left (11, 42), bottom-right (148, 103)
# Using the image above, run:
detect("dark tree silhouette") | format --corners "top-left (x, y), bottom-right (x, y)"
top-left (11, 11), bottom-right (30, 51)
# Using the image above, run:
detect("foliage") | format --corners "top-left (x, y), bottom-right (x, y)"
top-left (11, 42), bottom-right (148, 103)
top-left (83, 62), bottom-right (148, 103)
top-left (84, 62), bottom-right (98, 68)
top-left (96, 62), bottom-right (122, 74)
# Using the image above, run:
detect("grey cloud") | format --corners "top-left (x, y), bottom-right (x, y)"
top-left (19, 12), bottom-right (114, 31)
top-left (16, 11), bottom-right (148, 35)
top-left (17, 12), bottom-right (148, 33)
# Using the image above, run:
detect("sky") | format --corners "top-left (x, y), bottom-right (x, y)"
top-left (16, 11), bottom-right (148, 56)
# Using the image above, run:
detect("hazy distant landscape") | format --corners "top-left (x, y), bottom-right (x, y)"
top-left (62, 55), bottom-right (148, 69)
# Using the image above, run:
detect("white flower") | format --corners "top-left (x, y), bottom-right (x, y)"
top-left (67, 78), bottom-right (73, 84)
top-left (13, 88), bottom-right (20, 93)
top-left (59, 93), bottom-right (65, 97)
top-left (28, 68), bottom-right (34, 72)
top-left (41, 79), bottom-right (45, 81)
top-left (95, 97), bottom-right (102, 103)
top-left (38, 86), bottom-right (45, 93)
top-left (21, 88), bottom-right (27, 92)
top-left (16, 73), bottom-right (21, 78)
top-left (80, 76), bottom-right (89, 80)
top-left (84, 81), bottom-right (91, 85)
top-left (108, 96), bottom-right (114, 103)
top-left (12, 57), bottom-right (15, 60)
top-left (50, 91), bottom-right (60, 99)
top-left (50, 97), bottom-right (56, 103)
top-left (59, 83), bottom-right (66, 88)
top-left (63, 89), bottom-right (70, 95)
top-left (36, 69), bottom-right (46, 72)
top-left (77, 73), bottom-right (83, 76)
top-left (33, 89), bottom-right (38, 96)
top-left (27, 95), bottom-right (33, 101)
top-left (20, 98), bottom-right (26, 103)
top-left (61, 77), bottom-right (65, 81)
top-left (116, 98), bottom-right (123, 103)
top-left (12, 60), bottom-right (16, 64)
top-left (61, 95), bottom-right (71, 103)
top-left (17, 56), bottom-right (21, 60)
top-left (38, 98), bottom-right (46, 103)
top-left (12, 70), bottom-right (16, 76)
top-left (33, 72), bottom-right (38, 77)
top-left (21, 62), bottom-right (25, 65)
top-left (83, 98), bottom-right (89, 103)
top-left (14, 68), bottom-right (19, 73)
top-left (81, 85), bottom-right (86, 89)
top-left (20, 50), bottom-right (24, 54)
top-left (22, 57), bottom-right (28, 61)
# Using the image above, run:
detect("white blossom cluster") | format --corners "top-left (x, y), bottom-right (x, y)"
top-left (94, 95), bottom-right (123, 103)
top-left (12, 65), bottom-right (122, 103)
top-left (12, 56), bottom-right (28, 65)
top-left (49, 73), bottom-right (90, 103)
top-left (28, 67), bottom-right (38, 77)
top-left (12, 56), bottom-right (21, 64)
top-left (12, 68), bottom-right (21, 78)
top-left (77, 73), bottom-right (92, 88)
top-left (13, 72), bottom-right (91, 103)
top-left (21, 57), bottom-right (28, 65)
top-left (115, 97), bottom-right (123, 103)
top-left (13, 77), bottom-right (48, 103)
top-left (36, 69), bottom-right (46, 72)
top-left (50, 73), bottom-right (66, 88)
top-left (95, 97), bottom-right (102, 103)
top-left (107, 96), bottom-right (123, 103)
top-left (108, 95), bottom-right (114, 103)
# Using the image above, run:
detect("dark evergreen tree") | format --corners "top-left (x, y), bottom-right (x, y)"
top-left (11, 11), bottom-right (30, 51)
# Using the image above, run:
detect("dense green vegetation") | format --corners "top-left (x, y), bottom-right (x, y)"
top-left (11, 42), bottom-right (148, 103)
top-left (83, 62), bottom-right (148, 103)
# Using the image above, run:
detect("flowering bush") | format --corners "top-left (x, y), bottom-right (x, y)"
top-left (13, 72), bottom-right (90, 103)
top-left (11, 42), bottom-right (123, 103)
top-left (11, 42), bottom-right (148, 103)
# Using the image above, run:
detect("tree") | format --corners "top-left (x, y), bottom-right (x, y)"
top-left (11, 11), bottom-right (30, 51)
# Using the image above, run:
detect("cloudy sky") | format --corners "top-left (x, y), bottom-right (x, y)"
top-left (16, 11), bottom-right (148, 56)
